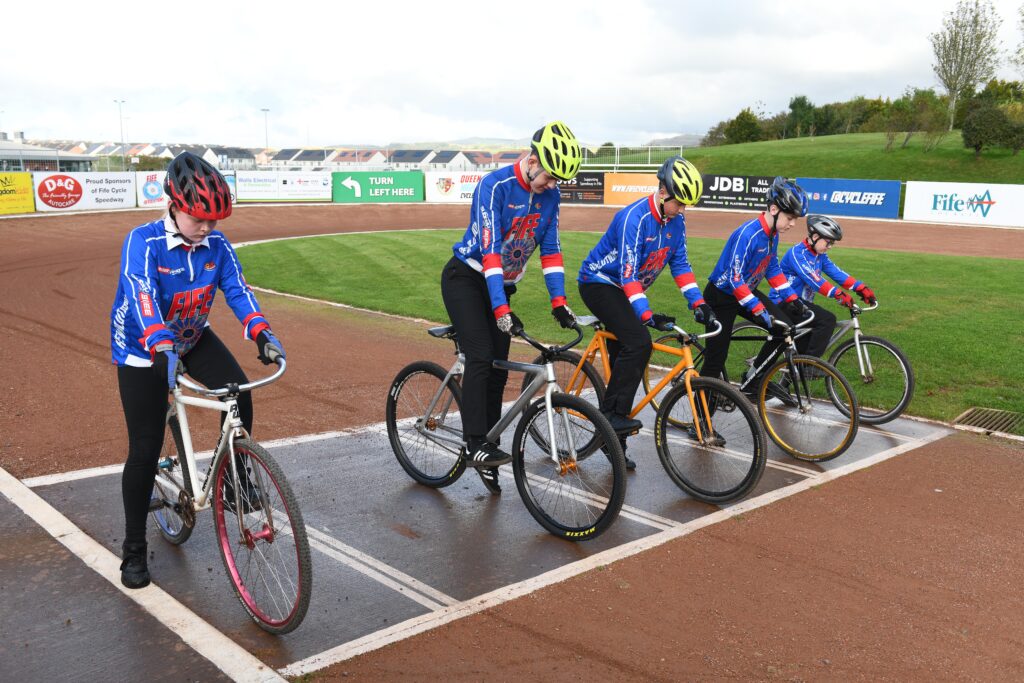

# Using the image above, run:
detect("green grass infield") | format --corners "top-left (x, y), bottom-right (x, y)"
top-left (238, 229), bottom-right (1023, 425)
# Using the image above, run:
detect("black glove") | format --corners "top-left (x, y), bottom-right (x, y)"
top-left (693, 303), bottom-right (716, 326)
top-left (256, 330), bottom-right (285, 365)
top-left (552, 304), bottom-right (576, 329)
top-left (783, 298), bottom-right (809, 321)
top-left (151, 343), bottom-right (180, 389)
top-left (496, 311), bottom-right (524, 336)
top-left (647, 312), bottom-right (676, 332)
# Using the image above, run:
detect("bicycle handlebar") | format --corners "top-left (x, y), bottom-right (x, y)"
top-left (851, 301), bottom-right (879, 315)
top-left (176, 357), bottom-right (287, 397)
top-left (670, 319), bottom-right (723, 340)
top-left (516, 323), bottom-right (584, 355)
top-left (771, 309), bottom-right (816, 335)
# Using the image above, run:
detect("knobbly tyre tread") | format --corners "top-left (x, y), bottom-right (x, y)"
top-left (511, 393), bottom-right (626, 541)
top-left (828, 335), bottom-right (915, 425)
top-left (213, 439), bottom-right (312, 634)
top-left (386, 361), bottom-right (467, 487)
top-left (759, 355), bottom-right (860, 462)
top-left (152, 413), bottom-right (194, 545)
top-left (654, 375), bottom-right (767, 503)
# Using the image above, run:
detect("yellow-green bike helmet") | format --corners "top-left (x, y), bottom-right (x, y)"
top-left (530, 121), bottom-right (582, 181)
top-left (657, 155), bottom-right (703, 205)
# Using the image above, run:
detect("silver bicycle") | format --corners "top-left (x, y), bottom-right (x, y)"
top-left (149, 356), bottom-right (311, 634)
top-left (385, 323), bottom-right (627, 541)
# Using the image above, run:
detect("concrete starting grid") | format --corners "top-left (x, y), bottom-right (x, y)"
top-left (1, 405), bottom-right (949, 680)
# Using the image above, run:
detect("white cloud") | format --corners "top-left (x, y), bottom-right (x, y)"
top-left (3, 0), bottom-right (1023, 146)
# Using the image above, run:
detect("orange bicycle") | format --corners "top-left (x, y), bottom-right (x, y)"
top-left (522, 316), bottom-right (767, 504)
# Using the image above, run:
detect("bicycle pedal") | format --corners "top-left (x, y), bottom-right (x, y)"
top-left (148, 497), bottom-right (166, 512)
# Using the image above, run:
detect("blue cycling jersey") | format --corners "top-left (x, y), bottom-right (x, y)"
top-left (110, 216), bottom-right (269, 366)
top-left (708, 214), bottom-right (797, 317)
top-left (578, 194), bottom-right (705, 322)
top-left (450, 162), bottom-right (566, 318)
top-left (768, 240), bottom-right (863, 305)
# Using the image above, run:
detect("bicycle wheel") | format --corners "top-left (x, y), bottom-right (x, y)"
top-left (721, 322), bottom-right (769, 386)
top-left (828, 336), bottom-right (914, 425)
top-left (386, 361), bottom-right (466, 488)
top-left (522, 352), bottom-right (606, 458)
top-left (512, 393), bottom-right (626, 541)
top-left (642, 334), bottom-right (690, 415)
top-left (523, 350), bottom-right (606, 404)
top-left (151, 412), bottom-right (194, 545)
top-left (213, 439), bottom-right (311, 635)
top-left (654, 376), bottom-right (767, 503)
top-left (757, 355), bottom-right (859, 462)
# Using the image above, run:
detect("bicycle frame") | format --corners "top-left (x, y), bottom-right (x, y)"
top-left (566, 317), bottom-right (725, 445)
top-left (413, 336), bottom-right (582, 465)
top-left (824, 302), bottom-right (880, 380)
top-left (158, 360), bottom-right (286, 533)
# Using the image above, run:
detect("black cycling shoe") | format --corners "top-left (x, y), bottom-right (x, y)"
top-left (223, 476), bottom-right (263, 514)
top-left (120, 542), bottom-right (150, 589)
top-left (464, 441), bottom-right (512, 468)
top-left (686, 424), bottom-right (727, 447)
top-left (613, 434), bottom-right (637, 471)
top-left (476, 467), bottom-right (501, 494)
top-left (602, 411), bottom-right (643, 435)
top-left (764, 381), bottom-right (799, 407)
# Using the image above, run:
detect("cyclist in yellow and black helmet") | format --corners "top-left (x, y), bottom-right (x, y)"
top-left (442, 121), bottom-right (583, 493)
top-left (577, 155), bottom-right (713, 468)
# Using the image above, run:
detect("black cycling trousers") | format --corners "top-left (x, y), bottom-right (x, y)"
top-left (118, 329), bottom-right (251, 546)
top-left (440, 256), bottom-right (512, 442)
top-left (578, 282), bottom-right (652, 416)
top-left (796, 301), bottom-right (837, 359)
top-left (699, 283), bottom-right (793, 381)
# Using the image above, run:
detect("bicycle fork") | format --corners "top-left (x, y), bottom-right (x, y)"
top-left (542, 372), bottom-right (580, 474)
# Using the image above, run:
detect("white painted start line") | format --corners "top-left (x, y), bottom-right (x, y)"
top-left (4, 416), bottom-right (949, 678)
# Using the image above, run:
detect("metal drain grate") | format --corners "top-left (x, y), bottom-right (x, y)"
top-left (953, 407), bottom-right (1024, 435)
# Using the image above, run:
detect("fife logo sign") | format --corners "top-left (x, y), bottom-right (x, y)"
top-left (932, 190), bottom-right (996, 218)
top-left (37, 175), bottom-right (84, 208)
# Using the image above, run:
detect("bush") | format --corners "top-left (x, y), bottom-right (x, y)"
top-left (962, 103), bottom-right (1008, 157)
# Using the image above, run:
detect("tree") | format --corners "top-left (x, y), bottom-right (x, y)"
top-left (595, 141), bottom-right (616, 159)
top-left (700, 120), bottom-right (728, 147)
top-left (961, 102), bottom-right (1008, 157)
top-left (724, 108), bottom-right (762, 144)
top-left (976, 78), bottom-right (1024, 103)
top-left (1001, 101), bottom-right (1024, 154)
top-left (930, 0), bottom-right (1003, 131)
top-left (787, 95), bottom-right (816, 137)
top-left (759, 111), bottom-right (789, 140)
top-left (1013, 5), bottom-right (1024, 76)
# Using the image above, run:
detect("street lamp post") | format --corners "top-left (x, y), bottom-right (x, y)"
top-left (114, 99), bottom-right (126, 171)
top-left (260, 108), bottom-right (270, 149)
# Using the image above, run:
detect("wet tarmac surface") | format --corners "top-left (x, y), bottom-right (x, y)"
top-left (12, 400), bottom-right (949, 674)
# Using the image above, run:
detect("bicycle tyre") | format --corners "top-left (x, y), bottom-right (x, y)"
top-left (654, 376), bottom-right (767, 503)
top-left (386, 361), bottom-right (467, 488)
top-left (151, 412), bottom-right (194, 546)
top-left (522, 351), bottom-right (606, 458)
top-left (212, 439), bottom-right (312, 635)
top-left (757, 355), bottom-right (859, 462)
top-left (512, 393), bottom-right (626, 541)
top-left (828, 335), bottom-right (914, 425)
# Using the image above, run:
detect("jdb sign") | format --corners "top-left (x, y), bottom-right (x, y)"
top-left (797, 177), bottom-right (901, 219)
top-left (558, 172), bottom-right (605, 205)
top-left (332, 171), bottom-right (424, 203)
top-left (697, 175), bottom-right (773, 210)
top-left (904, 181), bottom-right (1024, 228)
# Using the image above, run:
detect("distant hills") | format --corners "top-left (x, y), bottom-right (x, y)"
top-left (645, 133), bottom-right (704, 147)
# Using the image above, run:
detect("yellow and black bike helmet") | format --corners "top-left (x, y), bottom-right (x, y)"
top-left (656, 155), bottom-right (703, 205)
top-left (530, 121), bottom-right (582, 181)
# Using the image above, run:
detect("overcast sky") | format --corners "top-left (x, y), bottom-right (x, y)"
top-left (4, 0), bottom-right (1023, 147)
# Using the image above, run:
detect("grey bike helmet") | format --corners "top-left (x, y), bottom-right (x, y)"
top-left (807, 214), bottom-right (843, 242)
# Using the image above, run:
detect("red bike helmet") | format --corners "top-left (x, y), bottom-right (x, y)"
top-left (164, 152), bottom-right (233, 220)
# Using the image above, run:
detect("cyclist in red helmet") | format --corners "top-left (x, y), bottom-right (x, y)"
top-left (110, 152), bottom-right (284, 589)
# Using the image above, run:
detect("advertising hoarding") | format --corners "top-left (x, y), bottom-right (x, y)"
top-left (797, 177), bottom-right (901, 219)
top-left (32, 172), bottom-right (135, 212)
top-left (0, 172), bottom-right (36, 215)
top-left (332, 171), bottom-right (424, 203)
top-left (904, 181), bottom-right (1024, 228)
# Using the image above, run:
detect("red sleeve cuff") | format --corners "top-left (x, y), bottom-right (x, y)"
top-left (550, 296), bottom-right (567, 309)
top-left (493, 304), bottom-right (511, 319)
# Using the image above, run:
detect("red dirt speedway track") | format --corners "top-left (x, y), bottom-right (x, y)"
top-left (1, 204), bottom-right (1022, 681)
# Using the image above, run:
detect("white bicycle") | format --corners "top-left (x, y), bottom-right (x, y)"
top-left (149, 355), bottom-right (311, 634)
